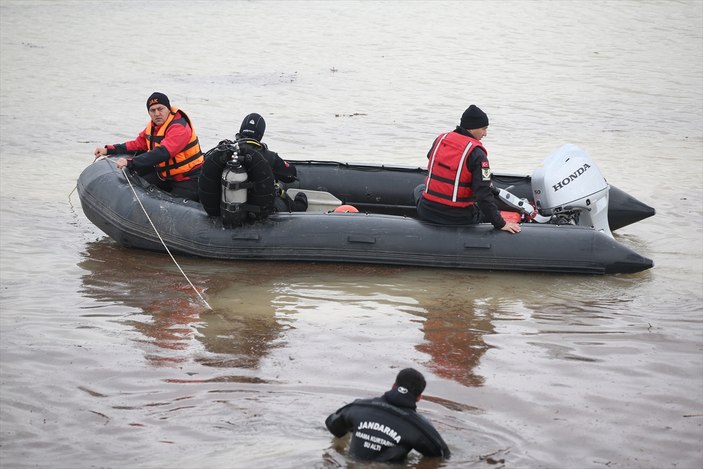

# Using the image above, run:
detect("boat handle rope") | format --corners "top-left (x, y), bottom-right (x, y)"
top-left (120, 166), bottom-right (213, 311)
top-left (68, 154), bottom-right (104, 205)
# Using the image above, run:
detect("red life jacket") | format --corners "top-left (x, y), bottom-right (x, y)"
top-left (423, 132), bottom-right (486, 207)
top-left (145, 107), bottom-right (203, 179)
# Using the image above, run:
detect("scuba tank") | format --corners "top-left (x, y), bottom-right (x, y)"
top-left (201, 138), bottom-right (276, 228)
top-left (221, 144), bottom-right (251, 228)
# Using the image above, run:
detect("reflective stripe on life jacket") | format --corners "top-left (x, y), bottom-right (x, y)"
top-left (145, 107), bottom-right (204, 179)
top-left (423, 132), bottom-right (486, 208)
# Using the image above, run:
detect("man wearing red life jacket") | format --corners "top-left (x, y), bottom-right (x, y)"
top-left (415, 105), bottom-right (521, 234)
top-left (94, 92), bottom-right (204, 201)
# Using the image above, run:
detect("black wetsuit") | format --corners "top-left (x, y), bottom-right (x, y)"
top-left (325, 388), bottom-right (450, 463)
top-left (238, 140), bottom-right (307, 212)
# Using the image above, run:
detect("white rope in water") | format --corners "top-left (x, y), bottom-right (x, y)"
top-left (121, 167), bottom-right (212, 310)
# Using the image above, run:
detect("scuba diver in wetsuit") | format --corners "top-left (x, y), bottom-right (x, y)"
top-left (198, 113), bottom-right (307, 224)
top-left (235, 113), bottom-right (308, 213)
top-left (325, 368), bottom-right (451, 463)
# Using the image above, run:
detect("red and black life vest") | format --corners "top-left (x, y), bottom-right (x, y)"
top-left (423, 132), bottom-right (486, 208)
top-left (145, 107), bottom-right (203, 179)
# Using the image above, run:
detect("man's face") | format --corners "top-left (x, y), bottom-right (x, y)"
top-left (469, 126), bottom-right (488, 140)
top-left (148, 104), bottom-right (170, 126)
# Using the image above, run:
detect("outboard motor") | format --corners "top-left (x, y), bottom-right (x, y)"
top-left (221, 155), bottom-right (249, 228)
top-left (532, 144), bottom-right (612, 236)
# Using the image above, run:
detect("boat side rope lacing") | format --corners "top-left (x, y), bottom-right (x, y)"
top-left (120, 166), bottom-right (213, 311)
top-left (68, 155), bottom-right (104, 206)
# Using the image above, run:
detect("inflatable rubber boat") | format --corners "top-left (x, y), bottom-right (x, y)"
top-left (76, 144), bottom-right (655, 275)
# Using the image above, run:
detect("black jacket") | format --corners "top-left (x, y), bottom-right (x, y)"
top-left (325, 388), bottom-right (450, 463)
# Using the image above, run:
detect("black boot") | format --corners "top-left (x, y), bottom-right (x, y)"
top-left (293, 192), bottom-right (308, 212)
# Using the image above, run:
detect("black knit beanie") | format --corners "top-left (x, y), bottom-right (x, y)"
top-left (239, 113), bottom-right (266, 141)
top-left (146, 92), bottom-right (171, 110)
top-left (395, 368), bottom-right (426, 398)
top-left (460, 105), bottom-right (489, 130)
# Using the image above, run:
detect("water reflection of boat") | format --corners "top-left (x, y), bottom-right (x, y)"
top-left (78, 240), bottom-right (283, 370)
top-left (79, 240), bottom-right (502, 389)
top-left (77, 153), bottom-right (655, 275)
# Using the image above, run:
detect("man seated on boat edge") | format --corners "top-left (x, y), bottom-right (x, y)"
top-left (325, 368), bottom-right (451, 463)
top-left (235, 113), bottom-right (308, 213)
top-left (93, 92), bottom-right (204, 202)
top-left (414, 105), bottom-right (521, 234)
top-left (197, 113), bottom-right (308, 225)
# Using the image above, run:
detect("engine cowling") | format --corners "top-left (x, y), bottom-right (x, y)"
top-left (532, 144), bottom-right (612, 236)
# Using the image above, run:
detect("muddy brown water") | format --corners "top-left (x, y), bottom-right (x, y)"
top-left (1, 1), bottom-right (702, 468)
